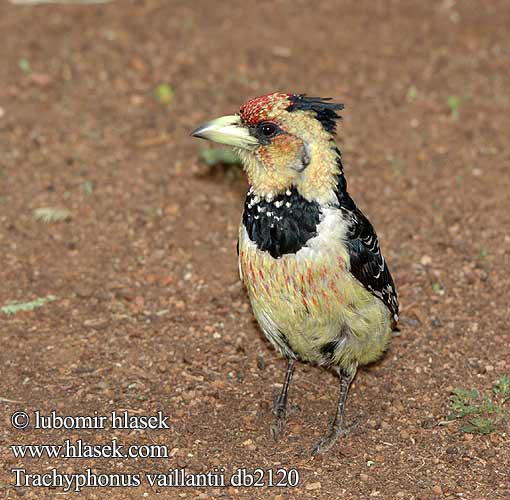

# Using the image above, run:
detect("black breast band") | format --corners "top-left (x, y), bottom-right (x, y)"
top-left (242, 188), bottom-right (321, 259)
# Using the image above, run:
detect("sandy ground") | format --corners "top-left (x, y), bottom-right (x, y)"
top-left (1, 1), bottom-right (509, 498)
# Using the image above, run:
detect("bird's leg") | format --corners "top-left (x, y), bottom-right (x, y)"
top-left (270, 358), bottom-right (295, 440)
top-left (274, 358), bottom-right (295, 417)
top-left (312, 366), bottom-right (357, 455)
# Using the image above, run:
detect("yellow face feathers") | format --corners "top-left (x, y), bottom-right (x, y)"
top-left (238, 110), bottom-right (341, 204)
top-left (236, 132), bottom-right (306, 200)
top-left (192, 93), bottom-right (344, 205)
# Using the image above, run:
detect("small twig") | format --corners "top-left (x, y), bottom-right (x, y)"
top-left (0, 396), bottom-right (23, 403)
top-left (115, 408), bottom-right (145, 414)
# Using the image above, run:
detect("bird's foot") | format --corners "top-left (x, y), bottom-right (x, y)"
top-left (270, 397), bottom-right (299, 440)
top-left (270, 419), bottom-right (285, 441)
top-left (311, 420), bottom-right (359, 455)
top-left (270, 399), bottom-right (288, 441)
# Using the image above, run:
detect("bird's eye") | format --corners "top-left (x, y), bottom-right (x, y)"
top-left (259, 122), bottom-right (278, 137)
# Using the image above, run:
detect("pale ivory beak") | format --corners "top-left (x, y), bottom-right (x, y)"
top-left (191, 115), bottom-right (258, 150)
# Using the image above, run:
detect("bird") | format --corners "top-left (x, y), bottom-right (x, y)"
top-left (191, 92), bottom-right (399, 454)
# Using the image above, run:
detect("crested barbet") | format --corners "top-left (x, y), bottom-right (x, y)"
top-left (192, 92), bottom-right (399, 454)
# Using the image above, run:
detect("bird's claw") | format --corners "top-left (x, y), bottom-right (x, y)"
top-left (272, 400), bottom-right (286, 418)
top-left (270, 419), bottom-right (284, 441)
top-left (311, 419), bottom-right (359, 455)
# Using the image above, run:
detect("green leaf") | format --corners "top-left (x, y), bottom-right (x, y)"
top-left (34, 207), bottom-right (71, 223)
top-left (482, 399), bottom-right (502, 414)
top-left (449, 388), bottom-right (480, 418)
top-left (154, 84), bottom-right (174, 106)
top-left (446, 379), bottom-right (510, 435)
top-left (83, 181), bottom-right (94, 194)
top-left (462, 418), bottom-right (495, 435)
top-left (447, 96), bottom-right (460, 120)
top-left (1, 295), bottom-right (57, 315)
top-left (18, 58), bottom-right (31, 74)
top-left (406, 86), bottom-right (418, 102)
top-left (198, 147), bottom-right (241, 167)
top-left (493, 375), bottom-right (510, 403)
top-left (451, 388), bottom-right (479, 399)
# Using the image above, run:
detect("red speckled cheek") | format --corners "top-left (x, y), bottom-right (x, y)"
top-left (257, 134), bottom-right (303, 170)
top-left (272, 134), bottom-right (301, 152)
top-left (258, 147), bottom-right (272, 168)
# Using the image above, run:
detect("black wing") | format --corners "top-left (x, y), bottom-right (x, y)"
top-left (333, 150), bottom-right (399, 326)
top-left (341, 205), bottom-right (399, 327)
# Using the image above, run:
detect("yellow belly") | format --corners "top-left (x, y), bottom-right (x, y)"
top-left (238, 228), bottom-right (393, 370)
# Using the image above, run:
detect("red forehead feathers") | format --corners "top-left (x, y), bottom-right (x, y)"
top-left (239, 92), bottom-right (292, 125)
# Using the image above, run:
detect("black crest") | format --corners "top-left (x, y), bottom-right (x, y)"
top-left (287, 94), bottom-right (344, 134)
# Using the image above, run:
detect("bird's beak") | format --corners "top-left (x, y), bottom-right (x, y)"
top-left (191, 115), bottom-right (258, 150)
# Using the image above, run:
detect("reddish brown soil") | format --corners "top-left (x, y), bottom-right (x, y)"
top-left (1, 1), bottom-right (509, 499)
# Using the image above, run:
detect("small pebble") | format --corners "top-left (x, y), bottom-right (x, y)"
top-left (421, 255), bottom-right (432, 265)
top-left (256, 352), bottom-right (266, 370)
top-left (305, 481), bottom-right (321, 491)
top-left (432, 484), bottom-right (443, 496)
top-left (400, 430), bottom-right (410, 439)
top-left (83, 318), bottom-right (109, 330)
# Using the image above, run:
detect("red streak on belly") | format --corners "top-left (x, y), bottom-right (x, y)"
top-left (321, 290), bottom-right (332, 312)
top-left (307, 267), bottom-right (314, 286)
top-left (320, 266), bottom-right (327, 280)
top-left (249, 260), bottom-right (256, 282)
